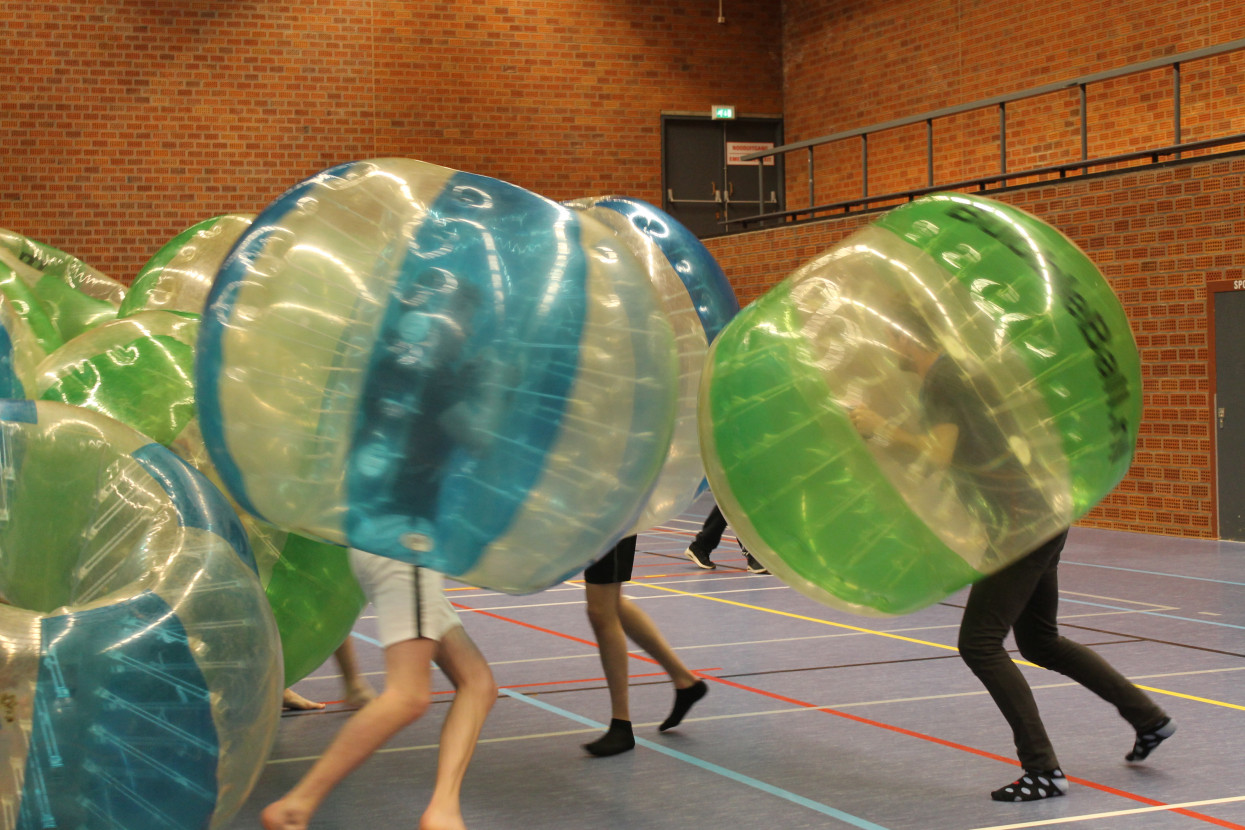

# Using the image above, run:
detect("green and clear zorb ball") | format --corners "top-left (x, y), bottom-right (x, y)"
top-left (701, 193), bottom-right (1140, 616)
top-left (120, 214), bottom-right (255, 318)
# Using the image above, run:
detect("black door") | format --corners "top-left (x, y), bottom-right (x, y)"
top-left (1215, 287), bottom-right (1245, 540)
top-left (662, 115), bottom-right (784, 238)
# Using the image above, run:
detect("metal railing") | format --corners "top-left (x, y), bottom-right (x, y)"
top-left (728, 38), bottom-right (1245, 230)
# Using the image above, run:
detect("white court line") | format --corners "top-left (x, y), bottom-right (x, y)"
top-left (457, 584), bottom-right (790, 612)
top-left (635, 573), bottom-right (781, 587)
top-left (304, 660), bottom-right (1243, 714)
top-left (636, 585), bottom-right (792, 597)
top-left (675, 631), bottom-right (881, 649)
top-left (461, 599), bottom-right (594, 611)
top-left (647, 522), bottom-right (713, 531)
top-left (267, 727), bottom-right (601, 765)
top-left (1057, 609), bottom-right (1175, 621)
top-left (1130, 665), bottom-right (1245, 680)
top-left (1062, 591), bottom-right (1176, 611)
top-left (446, 570), bottom-right (756, 599)
top-left (467, 630), bottom-right (894, 664)
top-left (968, 795), bottom-right (1245, 829)
top-left (277, 665), bottom-right (1242, 768)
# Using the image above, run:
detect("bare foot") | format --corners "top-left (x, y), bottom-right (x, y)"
top-left (261, 799), bottom-right (313, 830)
top-left (419, 805), bottom-right (467, 830)
top-left (342, 678), bottom-right (377, 710)
top-left (282, 689), bottom-right (326, 711)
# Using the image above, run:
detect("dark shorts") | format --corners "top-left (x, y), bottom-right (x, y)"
top-left (582, 535), bottom-right (638, 585)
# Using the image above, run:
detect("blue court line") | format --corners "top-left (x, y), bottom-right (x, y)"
top-left (1061, 597), bottom-right (1245, 630)
top-left (1064, 560), bottom-right (1245, 588)
top-left (350, 631), bottom-right (383, 647)
top-left (500, 688), bottom-right (891, 830)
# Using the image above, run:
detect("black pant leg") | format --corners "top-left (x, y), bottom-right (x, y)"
top-left (692, 505), bottom-right (727, 553)
top-left (958, 531), bottom-right (1067, 771)
top-left (1011, 541), bottom-right (1167, 731)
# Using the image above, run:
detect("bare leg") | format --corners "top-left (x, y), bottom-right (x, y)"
top-left (617, 596), bottom-right (697, 689)
top-left (261, 638), bottom-right (436, 830)
top-left (584, 582), bottom-right (632, 720)
top-left (581, 582), bottom-right (638, 755)
top-left (334, 638), bottom-right (377, 709)
top-left (419, 625), bottom-right (497, 830)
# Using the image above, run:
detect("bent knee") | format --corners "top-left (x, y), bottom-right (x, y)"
top-left (476, 677), bottom-right (500, 706)
top-left (385, 688), bottom-right (432, 721)
top-left (1014, 638), bottom-right (1062, 668)
top-left (957, 633), bottom-right (1004, 671)
top-left (458, 665), bottom-right (499, 703)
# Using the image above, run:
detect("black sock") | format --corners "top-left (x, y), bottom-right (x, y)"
top-left (659, 680), bottom-right (707, 732)
top-left (1126, 716), bottom-right (1176, 762)
top-left (991, 768), bottom-right (1068, 802)
top-left (583, 718), bottom-right (634, 756)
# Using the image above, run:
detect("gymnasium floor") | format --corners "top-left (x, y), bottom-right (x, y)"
top-left (227, 493), bottom-right (1245, 829)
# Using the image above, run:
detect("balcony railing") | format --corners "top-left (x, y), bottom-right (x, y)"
top-left (727, 38), bottom-right (1245, 231)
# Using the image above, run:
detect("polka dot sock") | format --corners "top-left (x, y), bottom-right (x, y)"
top-left (991, 769), bottom-right (1068, 802)
top-left (1126, 716), bottom-right (1176, 762)
top-left (583, 718), bottom-right (634, 757)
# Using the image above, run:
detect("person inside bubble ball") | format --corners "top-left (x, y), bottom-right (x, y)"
top-left (281, 639), bottom-right (377, 711)
top-left (580, 534), bottom-right (708, 756)
top-left (261, 553), bottom-right (496, 830)
top-left (849, 307), bottom-right (1174, 803)
top-left (684, 501), bottom-right (768, 573)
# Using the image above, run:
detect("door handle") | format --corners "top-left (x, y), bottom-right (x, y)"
top-left (665, 184), bottom-right (723, 206)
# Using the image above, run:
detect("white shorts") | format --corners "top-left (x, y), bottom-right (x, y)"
top-left (348, 549), bottom-right (463, 648)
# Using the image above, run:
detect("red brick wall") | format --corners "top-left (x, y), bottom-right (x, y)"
top-left (1, 1), bottom-right (782, 278)
top-left (779, 0), bottom-right (1245, 211)
top-left (705, 152), bottom-right (1243, 539)
top-left (4, 0), bottom-right (1239, 539)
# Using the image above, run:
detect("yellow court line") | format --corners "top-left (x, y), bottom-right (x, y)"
top-left (641, 581), bottom-right (960, 652)
top-left (640, 582), bottom-right (1245, 712)
top-left (1133, 685), bottom-right (1245, 709)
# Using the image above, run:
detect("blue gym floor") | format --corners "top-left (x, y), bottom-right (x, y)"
top-left (227, 493), bottom-right (1245, 829)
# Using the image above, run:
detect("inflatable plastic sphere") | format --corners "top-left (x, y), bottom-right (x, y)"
top-left (701, 193), bottom-right (1140, 616)
top-left (0, 293), bottom-right (56, 399)
top-left (120, 214), bottom-right (255, 318)
top-left (573, 196), bottom-right (740, 342)
top-left (249, 520), bottom-right (365, 685)
top-left (0, 399), bottom-right (281, 829)
top-left (0, 256), bottom-right (66, 357)
top-left (0, 227), bottom-right (128, 307)
top-left (34, 310), bottom-right (201, 453)
top-left (197, 159), bottom-right (677, 594)
top-left (565, 197), bottom-right (708, 533)
top-left (33, 310), bottom-right (364, 685)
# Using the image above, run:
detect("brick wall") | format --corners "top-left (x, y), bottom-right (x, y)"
top-left (705, 152), bottom-right (1244, 538)
top-left (4, 0), bottom-right (1240, 539)
top-left (1, 1), bottom-right (782, 278)
top-left (780, 0), bottom-right (1245, 211)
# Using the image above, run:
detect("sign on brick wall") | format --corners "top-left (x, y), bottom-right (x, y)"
top-left (726, 141), bottom-right (775, 166)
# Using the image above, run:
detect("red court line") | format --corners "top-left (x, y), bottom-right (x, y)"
top-left (646, 528), bottom-right (700, 539)
top-left (456, 602), bottom-right (1245, 830)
